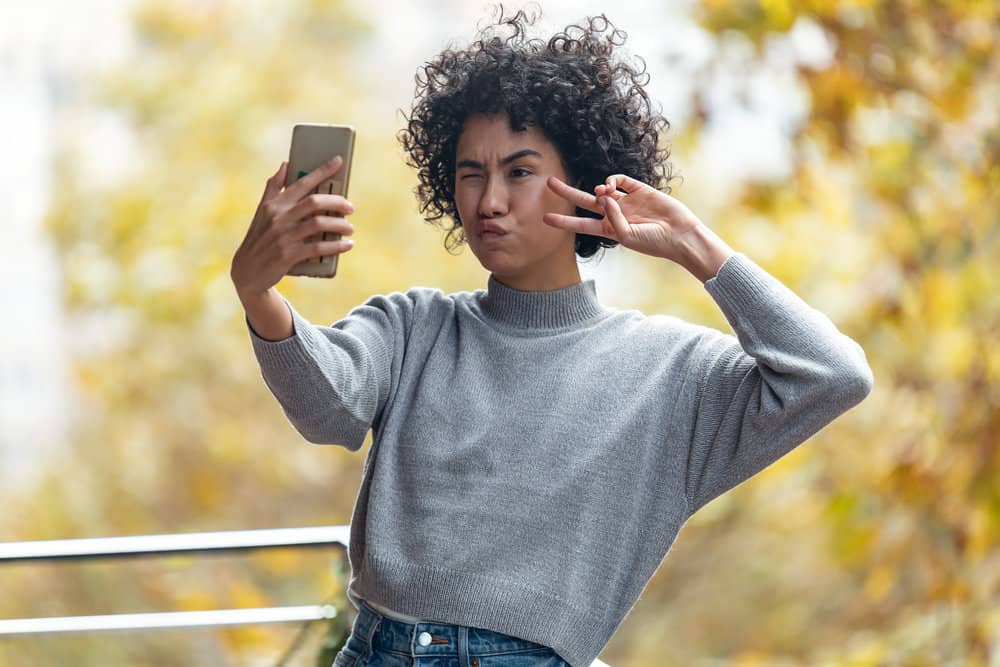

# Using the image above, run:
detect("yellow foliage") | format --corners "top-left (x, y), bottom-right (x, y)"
top-left (174, 589), bottom-right (215, 612)
top-left (680, 0), bottom-right (1000, 661)
top-left (8, 0), bottom-right (999, 664)
top-left (863, 563), bottom-right (895, 601)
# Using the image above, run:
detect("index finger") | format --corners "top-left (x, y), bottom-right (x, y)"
top-left (546, 176), bottom-right (602, 215)
top-left (280, 155), bottom-right (344, 204)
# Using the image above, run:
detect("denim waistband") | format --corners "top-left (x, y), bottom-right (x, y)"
top-left (350, 596), bottom-right (554, 659)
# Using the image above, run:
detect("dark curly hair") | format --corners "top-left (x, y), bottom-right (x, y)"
top-left (396, 2), bottom-right (678, 261)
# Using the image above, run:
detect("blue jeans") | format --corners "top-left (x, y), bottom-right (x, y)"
top-left (332, 598), bottom-right (570, 667)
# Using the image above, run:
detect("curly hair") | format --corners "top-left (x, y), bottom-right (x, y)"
top-left (396, 2), bottom-right (678, 260)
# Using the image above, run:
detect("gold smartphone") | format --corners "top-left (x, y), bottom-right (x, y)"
top-left (284, 123), bottom-right (356, 278)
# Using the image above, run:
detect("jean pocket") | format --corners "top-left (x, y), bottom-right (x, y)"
top-left (333, 646), bottom-right (363, 667)
top-left (332, 633), bottom-right (368, 667)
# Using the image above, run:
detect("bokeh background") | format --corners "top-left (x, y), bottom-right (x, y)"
top-left (1, 0), bottom-right (998, 665)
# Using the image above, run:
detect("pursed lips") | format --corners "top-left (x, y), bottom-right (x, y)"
top-left (479, 222), bottom-right (509, 237)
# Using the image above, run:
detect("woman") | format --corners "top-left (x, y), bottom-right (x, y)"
top-left (230, 7), bottom-right (874, 667)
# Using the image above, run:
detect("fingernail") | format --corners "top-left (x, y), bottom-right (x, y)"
top-left (328, 155), bottom-right (341, 166)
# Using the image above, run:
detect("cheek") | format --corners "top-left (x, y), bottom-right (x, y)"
top-left (453, 191), bottom-right (472, 223)
top-left (541, 187), bottom-right (577, 217)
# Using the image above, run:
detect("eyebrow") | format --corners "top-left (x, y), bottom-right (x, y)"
top-left (455, 149), bottom-right (543, 171)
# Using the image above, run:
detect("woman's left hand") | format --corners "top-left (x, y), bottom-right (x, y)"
top-left (543, 173), bottom-right (706, 264)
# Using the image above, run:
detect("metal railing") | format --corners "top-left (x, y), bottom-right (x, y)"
top-left (0, 525), bottom-right (350, 636)
top-left (1, 527), bottom-right (613, 666)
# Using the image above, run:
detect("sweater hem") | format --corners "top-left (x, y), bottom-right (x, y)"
top-left (347, 549), bottom-right (607, 667)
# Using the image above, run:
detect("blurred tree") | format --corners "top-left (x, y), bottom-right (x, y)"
top-left (5, 0), bottom-right (998, 665)
top-left (0, 0), bottom-right (481, 664)
top-left (603, 1), bottom-right (999, 665)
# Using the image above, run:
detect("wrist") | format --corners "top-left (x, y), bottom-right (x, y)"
top-left (675, 224), bottom-right (735, 283)
top-left (236, 284), bottom-right (277, 308)
top-left (239, 287), bottom-right (294, 341)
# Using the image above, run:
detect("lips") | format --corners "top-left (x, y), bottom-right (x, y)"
top-left (479, 222), bottom-right (508, 237)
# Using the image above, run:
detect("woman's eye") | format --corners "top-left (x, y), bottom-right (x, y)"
top-left (460, 169), bottom-right (530, 180)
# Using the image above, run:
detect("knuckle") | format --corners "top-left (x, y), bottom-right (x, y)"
top-left (261, 201), bottom-right (279, 219)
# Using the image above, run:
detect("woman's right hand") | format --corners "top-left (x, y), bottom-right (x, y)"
top-left (230, 156), bottom-right (356, 302)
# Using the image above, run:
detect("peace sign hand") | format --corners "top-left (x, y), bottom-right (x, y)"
top-left (543, 173), bottom-right (705, 264)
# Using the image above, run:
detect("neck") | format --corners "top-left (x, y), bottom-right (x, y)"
top-left (490, 263), bottom-right (582, 292)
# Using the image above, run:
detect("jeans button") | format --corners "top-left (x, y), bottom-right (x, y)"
top-left (418, 631), bottom-right (432, 646)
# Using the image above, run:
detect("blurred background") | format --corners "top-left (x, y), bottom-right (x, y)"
top-left (1, 0), bottom-right (997, 665)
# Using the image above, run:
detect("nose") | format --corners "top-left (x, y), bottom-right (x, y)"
top-left (478, 175), bottom-right (508, 219)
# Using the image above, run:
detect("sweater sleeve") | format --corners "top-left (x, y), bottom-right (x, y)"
top-left (684, 252), bottom-right (874, 516)
top-left (244, 291), bottom-right (413, 451)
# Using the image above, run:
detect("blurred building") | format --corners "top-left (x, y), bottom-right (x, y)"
top-left (0, 10), bottom-right (67, 489)
top-left (0, 1), bottom-right (136, 490)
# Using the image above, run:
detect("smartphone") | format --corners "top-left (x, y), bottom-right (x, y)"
top-left (284, 123), bottom-right (356, 278)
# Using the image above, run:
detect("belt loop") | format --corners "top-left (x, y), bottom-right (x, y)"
top-left (361, 608), bottom-right (382, 661)
top-left (458, 625), bottom-right (469, 666)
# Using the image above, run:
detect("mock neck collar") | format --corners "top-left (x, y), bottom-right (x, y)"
top-left (479, 274), bottom-right (609, 330)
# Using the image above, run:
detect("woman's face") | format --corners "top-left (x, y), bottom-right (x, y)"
top-left (454, 113), bottom-right (581, 291)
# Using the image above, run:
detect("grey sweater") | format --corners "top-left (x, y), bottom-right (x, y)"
top-left (246, 252), bottom-right (873, 667)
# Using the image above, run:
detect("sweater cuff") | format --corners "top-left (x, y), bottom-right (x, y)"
top-left (246, 298), bottom-right (321, 370)
top-left (705, 250), bottom-right (782, 301)
top-left (702, 252), bottom-right (804, 339)
top-left (703, 252), bottom-right (773, 304)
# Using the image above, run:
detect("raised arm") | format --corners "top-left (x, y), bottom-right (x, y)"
top-left (245, 291), bottom-right (413, 451)
top-left (542, 172), bottom-right (874, 515)
top-left (683, 251), bottom-right (873, 514)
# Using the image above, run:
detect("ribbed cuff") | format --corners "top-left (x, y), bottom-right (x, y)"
top-left (246, 298), bottom-right (320, 370)
top-left (703, 252), bottom-right (775, 307)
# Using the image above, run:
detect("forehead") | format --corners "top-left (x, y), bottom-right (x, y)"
top-left (455, 114), bottom-right (555, 159)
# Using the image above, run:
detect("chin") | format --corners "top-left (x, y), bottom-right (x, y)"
top-left (471, 249), bottom-right (518, 275)
top-left (477, 257), bottom-right (518, 275)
